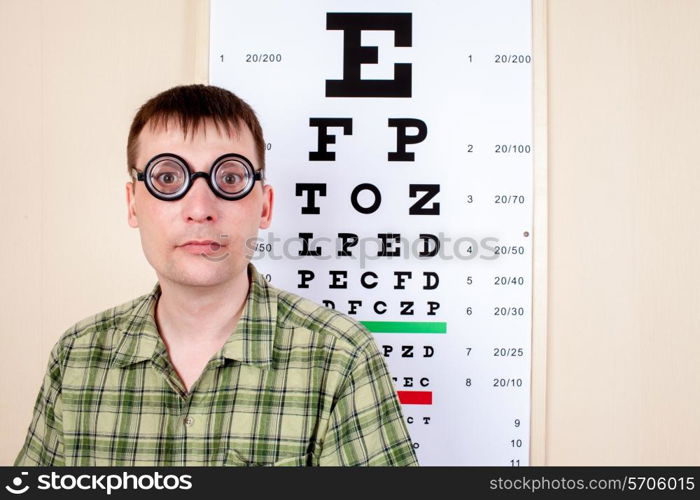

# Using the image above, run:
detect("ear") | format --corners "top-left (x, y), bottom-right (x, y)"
top-left (259, 184), bottom-right (274, 230)
top-left (126, 181), bottom-right (139, 228)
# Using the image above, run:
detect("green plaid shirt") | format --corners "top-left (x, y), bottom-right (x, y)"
top-left (15, 263), bottom-right (418, 466)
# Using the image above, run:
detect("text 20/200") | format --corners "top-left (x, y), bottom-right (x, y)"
top-left (246, 53), bottom-right (282, 63)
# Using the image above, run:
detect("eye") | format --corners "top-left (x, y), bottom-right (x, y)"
top-left (222, 172), bottom-right (243, 185)
top-left (157, 172), bottom-right (178, 184)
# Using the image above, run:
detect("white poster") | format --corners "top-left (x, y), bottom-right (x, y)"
top-left (210, 0), bottom-right (533, 466)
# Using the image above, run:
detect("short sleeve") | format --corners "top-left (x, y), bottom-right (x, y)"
top-left (319, 339), bottom-right (419, 466)
top-left (14, 340), bottom-right (65, 466)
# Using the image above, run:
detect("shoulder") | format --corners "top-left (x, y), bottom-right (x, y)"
top-left (50, 290), bottom-right (154, 360)
top-left (264, 281), bottom-right (377, 355)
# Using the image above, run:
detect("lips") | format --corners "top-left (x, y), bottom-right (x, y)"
top-left (181, 240), bottom-right (224, 247)
top-left (179, 239), bottom-right (227, 255)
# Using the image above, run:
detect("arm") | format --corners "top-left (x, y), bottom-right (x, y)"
top-left (319, 339), bottom-right (419, 466)
top-left (14, 341), bottom-right (65, 466)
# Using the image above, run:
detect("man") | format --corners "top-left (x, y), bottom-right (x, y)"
top-left (15, 84), bottom-right (418, 466)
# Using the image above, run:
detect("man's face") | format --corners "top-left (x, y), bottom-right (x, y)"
top-left (126, 118), bottom-right (273, 288)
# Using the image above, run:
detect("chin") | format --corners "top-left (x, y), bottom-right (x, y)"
top-left (160, 262), bottom-right (233, 287)
top-left (171, 255), bottom-right (253, 285)
top-left (170, 273), bottom-right (231, 288)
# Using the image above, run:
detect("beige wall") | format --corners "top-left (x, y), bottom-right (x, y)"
top-left (1, 0), bottom-right (698, 465)
top-left (546, 0), bottom-right (700, 464)
top-left (0, 0), bottom-right (209, 465)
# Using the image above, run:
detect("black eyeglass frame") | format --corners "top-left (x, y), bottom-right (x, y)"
top-left (133, 152), bottom-right (264, 201)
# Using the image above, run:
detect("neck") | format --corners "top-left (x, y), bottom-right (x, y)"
top-left (154, 268), bottom-right (251, 348)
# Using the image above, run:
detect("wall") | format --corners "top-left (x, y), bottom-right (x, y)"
top-left (545, 0), bottom-right (700, 464)
top-left (0, 0), bottom-right (698, 465)
top-left (0, 0), bottom-right (209, 465)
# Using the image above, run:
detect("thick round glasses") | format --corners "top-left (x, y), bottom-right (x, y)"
top-left (134, 153), bottom-right (263, 201)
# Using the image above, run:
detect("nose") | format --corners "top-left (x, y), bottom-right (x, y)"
top-left (181, 175), bottom-right (219, 223)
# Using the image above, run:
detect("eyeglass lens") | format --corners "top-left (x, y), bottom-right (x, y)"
top-left (150, 158), bottom-right (187, 195)
top-left (213, 158), bottom-right (252, 195)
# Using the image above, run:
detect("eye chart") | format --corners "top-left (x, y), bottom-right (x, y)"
top-left (210, 0), bottom-right (533, 466)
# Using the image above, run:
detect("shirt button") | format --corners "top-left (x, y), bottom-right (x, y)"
top-left (184, 416), bottom-right (194, 427)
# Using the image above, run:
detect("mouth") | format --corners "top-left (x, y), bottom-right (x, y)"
top-left (178, 240), bottom-right (228, 255)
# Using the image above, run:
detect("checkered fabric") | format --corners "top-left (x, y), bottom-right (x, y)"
top-left (14, 263), bottom-right (418, 466)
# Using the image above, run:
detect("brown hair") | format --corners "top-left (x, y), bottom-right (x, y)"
top-left (127, 84), bottom-right (265, 180)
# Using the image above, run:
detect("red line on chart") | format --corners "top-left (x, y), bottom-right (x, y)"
top-left (397, 391), bottom-right (432, 405)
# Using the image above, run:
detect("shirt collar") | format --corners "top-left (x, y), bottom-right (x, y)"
top-left (112, 263), bottom-right (275, 370)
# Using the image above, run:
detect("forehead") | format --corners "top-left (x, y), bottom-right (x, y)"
top-left (136, 117), bottom-right (257, 168)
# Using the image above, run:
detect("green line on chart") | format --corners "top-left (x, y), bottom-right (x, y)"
top-left (360, 321), bottom-right (447, 334)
